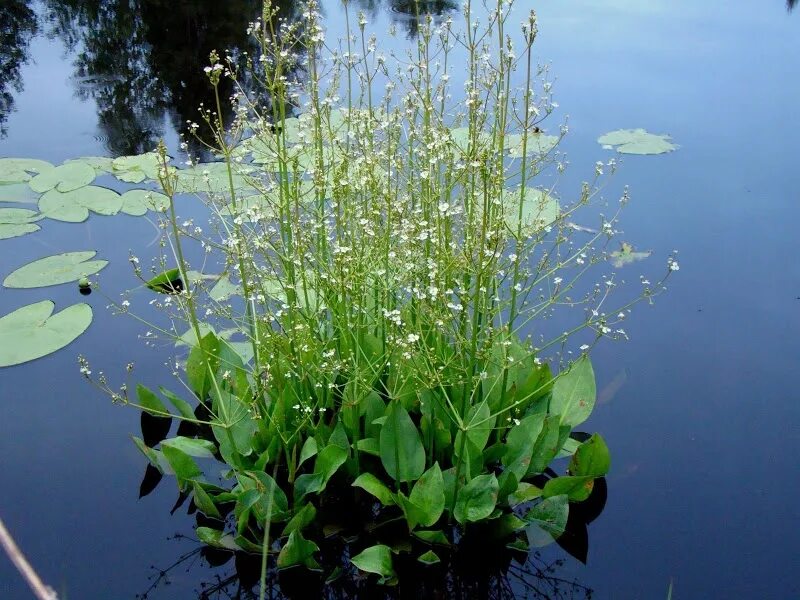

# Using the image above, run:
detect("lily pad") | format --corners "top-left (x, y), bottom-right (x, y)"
top-left (0, 301), bottom-right (93, 367)
top-left (65, 156), bottom-right (115, 173)
top-left (0, 208), bottom-right (42, 224)
top-left (38, 186), bottom-right (122, 222)
top-left (609, 242), bottom-right (652, 268)
top-left (0, 158), bottom-right (53, 184)
top-left (507, 132), bottom-right (559, 157)
top-left (112, 152), bottom-right (162, 183)
top-left (597, 129), bottom-right (678, 155)
top-left (120, 189), bottom-right (170, 215)
top-left (29, 162), bottom-right (96, 193)
top-left (0, 183), bottom-right (40, 204)
top-left (449, 127), bottom-right (493, 153)
top-left (175, 162), bottom-right (257, 195)
top-left (0, 223), bottom-right (40, 240)
top-left (4, 251), bottom-right (108, 289)
top-left (503, 187), bottom-right (559, 236)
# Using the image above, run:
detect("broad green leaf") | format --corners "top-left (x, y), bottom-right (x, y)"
top-left (196, 527), bottom-right (238, 551)
top-left (0, 183), bottom-right (40, 204)
top-left (161, 436), bottom-right (216, 459)
top-left (283, 503), bottom-right (317, 535)
top-left (598, 128), bottom-right (678, 155)
top-left (502, 414), bottom-right (545, 480)
top-left (355, 437), bottom-right (380, 457)
top-left (0, 301), bottom-right (92, 367)
top-left (525, 495), bottom-right (569, 547)
top-left (38, 186), bottom-right (122, 222)
top-left (503, 187), bottom-right (559, 236)
top-left (277, 530), bottom-right (320, 569)
top-left (120, 189), bottom-right (170, 215)
top-left (0, 223), bottom-right (39, 240)
top-left (0, 158), bottom-right (53, 184)
top-left (145, 268), bottom-right (183, 294)
top-left (543, 475), bottom-right (595, 502)
top-left (65, 156), bottom-right (114, 173)
top-left (379, 402), bottom-right (426, 482)
top-left (4, 251), bottom-right (108, 289)
top-left (159, 387), bottom-right (195, 420)
top-left (237, 471), bottom-right (290, 522)
top-left (454, 473), bottom-right (499, 524)
top-left (29, 162), bottom-right (95, 193)
top-left (210, 275), bottom-right (241, 302)
top-left (557, 437), bottom-right (581, 458)
top-left (352, 473), bottom-right (396, 506)
top-left (192, 482), bottom-right (221, 519)
top-left (413, 529), bottom-right (450, 546)
top-left (508, 482), bottom-right (543, 507)
top-left (529, 415), bottom-right (563, 475)
top-left (506, 132), bottom-right (559, 157)
top-left (112, 152), bottom-right (162, 183)
top-left (160, 444), bottom-right (202, 484)
top-left (454, 401), bottom-right (494, 460)
top-left (568, 433), bottom-right (611, 478)
top-left (417, 550), bottom-right (441, 565)
top-left (350, 545), bottom-right (396, 580)
top-left (550, 355), bottom-right (596, 427)
top-left (610, 242), bottom-right (652, 268)
top-left (135, 384), bottom-right (169, 416)
top-left (294, 444), bottom-right (348, 500)
top-left (298, 437), bottom-right (318, 467)
top-left (406, 463), bottom-right (445, 527)
top-left (0, 208), bottom-right (41, 224)
top-left (211, 388), bottom-right (256, 457)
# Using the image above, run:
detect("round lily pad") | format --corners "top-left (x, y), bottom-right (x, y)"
top-left (65, 156), bottom-right (115, 173)
top-left (0, 301), bottom-right (93, 367)
top-left (120, 189), bottom-right (170, 215)
top-left (506, 132), bottom-right (559, 158)
top-left (0, 208), bottom-right (42, 224)
top-left (0, 158), bottom-right (53, 184)
top-left (0, 183), bottom-right (40, 204)
top-left (4, 251), bottom-right (109, 289)
top-left (29, 162), bottom-right (96, 193)
top-left (38, 186), bottom-right (122, 222)
top-left (112, 152), bottom-right (162, 183)
top-left (503, 187), bottom-right (559, 236)
top-left (597, 129), bottom-right (678, 155)
top-left (0, 223), bottom-right (40, 240)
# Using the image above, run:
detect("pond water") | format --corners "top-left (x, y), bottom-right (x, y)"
top-left (1, 0), bottom-right (798, 598)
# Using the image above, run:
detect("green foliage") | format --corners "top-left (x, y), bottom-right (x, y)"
top-left (350, 545), bottom-right (396, 583)
top-left (3, 251), bottom-right (108, 289)
top-left (598, 128), bottom-right (678, 155)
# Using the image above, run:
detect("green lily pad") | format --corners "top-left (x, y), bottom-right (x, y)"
top-left (38, 186), bottom-right (122, 222)
top-left (120, 189), bottom-right (170, 215)
top-left (449, 127), bottom-right (493, 153)
top-left (506, 132), bottom-right (559, 157)
top-left (609, 242), bottom-right (652, 268)
top-left (0, 301), bottom-right (93, 367)
top-left (65, 157), bottom-right (114, 173)
top-left (0, 183), bottom-right (40, 204)
top-left (174, 162), bottom-right (257, 195)
top-left (503, 187), bottom-right (559, 236)
top-left (4, 251), bottom-right (108, 289)
top-left (0, 158), bottom-right (53, 184)
top-left (597, 128), bottom-right (678, 155)
top-left (0, 223), bottom-right (40, 240)
top-left (29, 162), bottom-right (96, 193)
top-left (0, 208), bottom-right (42, 224)
top-left (112, 152), bottom-right (162, 183)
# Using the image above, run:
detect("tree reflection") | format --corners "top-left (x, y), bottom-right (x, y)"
top-left (0, 1), bottom-right (38, 138)
top-left (355, 0), bottom-right (457, 37)
top-left (42, 0), bottom-right (300, 156)
top-left (789, 0), bottom-right (797, 12)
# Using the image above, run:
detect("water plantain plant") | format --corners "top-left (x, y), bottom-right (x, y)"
top-left (82, 0), bottom-right (676, 590)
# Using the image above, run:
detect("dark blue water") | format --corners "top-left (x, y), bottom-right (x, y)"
top-left (1, 1), bottom-right (798, 598)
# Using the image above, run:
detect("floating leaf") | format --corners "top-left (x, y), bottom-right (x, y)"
top-left (609, 242), bottom-right (652, 268)
top-left (0, 158), bottom-right (53, 184)
top-left (0, 301), bottom-right (92, 367)
top-left (209, 275), bottom-right (241, 302)
top-left (0, 208), bottom-right (41, 224)
top-left (65, 157), bottom-right (114, 173)
top-left (120, 189), bottom-right (170, 216)
top-left (0, 223), bottom-right (39, 240)
top-left (174, 162), bottom-right (256, 195)
top-left (449, 127), bottom-right (492, 152)
top-left (506, 132), bottom-right (559, 157)
top-left (0, 183), bottom-right (40, 204)
top-left (112, 152), bottom-right (162, 183)
top-left (503, 187), bottom-right (559, 236)
top-left (38, 186), bottom-right (122, 222)
top-left (597, 128), bottom-right (678, 155)
top-left (29, 162), bottom-right (95, 193)
top-left (4, 251), bottom-right (108, 289)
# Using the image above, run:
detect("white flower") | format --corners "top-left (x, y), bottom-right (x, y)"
top-left (669, 260), bottom-right (680, 271)
top-left (580, 344), bottom-right (590, 351)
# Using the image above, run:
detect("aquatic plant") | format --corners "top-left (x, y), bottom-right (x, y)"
top-left (79, 0), bottom-right (676, 591)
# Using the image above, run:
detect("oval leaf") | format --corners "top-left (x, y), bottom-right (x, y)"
top-left (379, 402), bottom-right (426, 482)
top-left (550, 355), bottom-right (596, 427)
top-left (0, 301), bottom-right (92, 367)
top-left (4, 251), bottom-right (108, 289)
top-left (29, 162), bottom-right (95, 193)
top-left (350, 544), bottom-right (396, 579)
